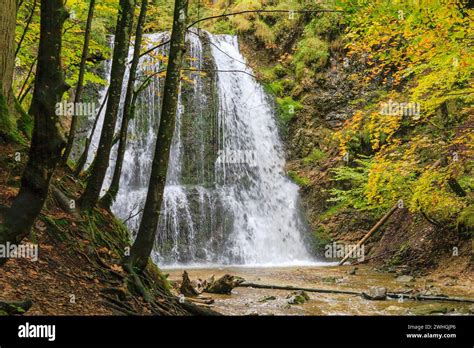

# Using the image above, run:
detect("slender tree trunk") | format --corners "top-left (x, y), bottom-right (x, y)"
top-left (101, 0), bottom-right (148, 208)
top-left (79, 0), bottom-right (136, 210)
top-left (15, 0), bottom-right (37, 58)
top-left (61, 0), bottom-right (96, 166)
top-left (0, 0), bottom-right (18, 139)
top-left (74, 87), bottom-right (109, 176)
top-left (126, 0), bottom-right (189, 271)
top-left (0, 0), bottom-right (69, 265)
top-left (17, 57), bottom-right (36, 101)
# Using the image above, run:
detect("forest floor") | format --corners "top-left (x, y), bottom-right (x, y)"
top-left (0, 143), bottom-right (122, 315)
top-left (0, 143), bottom-right (163, 315)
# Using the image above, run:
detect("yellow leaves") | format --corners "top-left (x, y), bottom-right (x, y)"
top-left (409, 169), bottom-right (466, 220)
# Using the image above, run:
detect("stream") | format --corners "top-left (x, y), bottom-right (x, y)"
top-left (165, 265), bottom-right (473, 316)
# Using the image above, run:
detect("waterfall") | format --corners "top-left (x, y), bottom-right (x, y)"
top-left (87, 30), bottom-right (315, 267)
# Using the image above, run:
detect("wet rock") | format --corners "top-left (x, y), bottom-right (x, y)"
top-left (258, 295), bottom-right (276, 303)
top-left (396, 275), bottom-right (414, 283)
top-left (362, 287), bottom-right (387, 300)
top-left (287, 291), bottom-right (310, 305)
top-left (422, 285), bottom-right (442, 296)
top-left (412, 304), bottom-right (449, 315)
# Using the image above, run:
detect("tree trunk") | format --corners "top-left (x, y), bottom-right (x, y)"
top-left (15, 0), bottom-right (37, 58)
top-left (126, 0), bottom-right (189, 271)
top-left (101, 0), bottom-right (148, 208)
top-left (74, 87), bottom-right (109, 176)
top-left (0, 0), bottom-right (18, 139)
top-left (0, 0), bottom-right (69, 265)
top-left (79, 0), bottom-right (136, 210)
top-left (61, 0), bottom-right (96, 165)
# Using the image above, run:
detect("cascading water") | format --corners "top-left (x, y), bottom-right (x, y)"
top-left (87, 30), bottom-right (315, 267)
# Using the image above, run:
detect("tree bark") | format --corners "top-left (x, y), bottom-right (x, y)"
top-left (0, 0), bottom-right (18, 139)
top-left (79, 0), bottom-right (136, 210)
top-left (101, 0), bottom-right (148, 208)
top-left (74, 87), bottom-right (109, 176)
top-left (0, 0), bottom-right (69, 265)
top-left (126, 0), bottom-right (189, 271)
top-left (61, 0), bottom-right (96, 165)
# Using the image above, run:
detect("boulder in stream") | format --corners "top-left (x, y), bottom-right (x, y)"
top-left (362, 287), bottom-right (387, 300)
top-left (396, 275), bottom-right (414, 283)
top-left (286, 290), bottom-right (310, 305)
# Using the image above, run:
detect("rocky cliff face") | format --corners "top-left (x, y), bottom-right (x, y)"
top-left (238, 28), bottom-right (472, 278)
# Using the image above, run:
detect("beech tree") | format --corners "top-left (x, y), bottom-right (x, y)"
top-left (126, 0), bottom-right (189, 271)
top-left (0, 0), bottom-right (18, 139)
top-left (80, 0), bottom-right (136, 210)
top-left (0, 0), bottom-right (69, 264)
top-left (101, 0), bottom-right (148, 208)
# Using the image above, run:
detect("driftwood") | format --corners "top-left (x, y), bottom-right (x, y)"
top-left (238, 283), bottom-right (474, 303)
top-left (183, 296), bottom-right (214, 305)
top-left (205, 274), bottom-right (245, 294)
top-left (0, 299), bottom-right (33, 315)
top-left (180, 271), bottom-right (201, 297)
top-left (339, 203), bottom-right (399, 265)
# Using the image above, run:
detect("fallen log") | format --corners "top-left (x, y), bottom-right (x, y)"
top-left (339, 203), bottom-right (399, 265)
top-left (238, 283), bottom-right (474, 303)
top-left (0, 299), bottom-right (33, 315)
top-left (386, 293), bottom-right (474, 304)
top-left (239, 282), bottom-right (360, 295)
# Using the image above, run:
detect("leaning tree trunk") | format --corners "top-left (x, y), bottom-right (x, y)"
top-left (0, 0), bottom-right (69, 265)
top-left (79, 0), bottom-right (136, 210)
top-left (61, 0), bottom-right (96, 166)
top-left (101, 0), bottom-right (148, 208)
top-left (0, 0), bottom-right (18, 139)
top-left (126, 0), bottom-right (189, 272)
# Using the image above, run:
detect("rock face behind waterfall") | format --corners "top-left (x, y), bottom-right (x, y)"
top-left (93, 30), bottom-right (313, 266)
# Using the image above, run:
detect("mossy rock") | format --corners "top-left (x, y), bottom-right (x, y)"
top-left (411, 304), bottom-right (450, 315)
top-left (286, 290), bottom-right (310, 305)
top-left (322, 276), bottom-right (337, 284)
